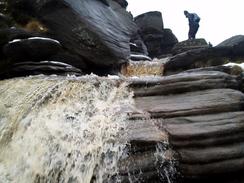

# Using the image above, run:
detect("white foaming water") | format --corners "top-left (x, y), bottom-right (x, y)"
top-left (155, 142), bottom-right (177, 183)
top-left (0, 75), bottom-right (133, 183)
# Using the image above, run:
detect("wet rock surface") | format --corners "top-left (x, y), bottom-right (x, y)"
top-left (9, 61), bottom-right (83, 77)
top-left (8, 0), bottom-right (137, 67)
top-left (127, 70), bottom-right (244, 182)
top-left (130, 71), bottom-right (240, 96)
top-left (132, 88), bottom-right (244, 119)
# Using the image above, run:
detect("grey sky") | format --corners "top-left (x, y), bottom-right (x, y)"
top-left (127, 0), bottom-right (244, 46)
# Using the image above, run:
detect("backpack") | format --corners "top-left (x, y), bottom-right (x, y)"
top-left (192, 13), bottom-right (200, 23)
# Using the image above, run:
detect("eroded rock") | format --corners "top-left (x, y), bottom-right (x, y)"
top-left (8, 0), bottom-right (137, 67)
top-left (130, 71), bottom-right (240, 96)
top-left (172, 38), bottom-right (209, 55)
top-left (134, 11), bottom-right (178, 58)
top-left (3, 37), bottom-right (62, 62)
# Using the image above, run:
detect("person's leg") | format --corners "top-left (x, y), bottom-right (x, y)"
top-left (189, 24), bottom-right (194, 39)
top-left (192, 24), bottom-right (199, 39)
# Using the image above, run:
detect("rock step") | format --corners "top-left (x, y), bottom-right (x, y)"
top-left (161, 111), bottom-right (244, 177)
top-left (129, 71), bottom-right (239, 96)
top-left (123, 119), bottom-right (167, 144)
top-left (180, 157), bottom-right (244, 177)
top-left (178, 142), bottom-right (244, 164)
top-left (118, 142), bottom-right (175, 182)
top-left (164, 112), bottom-right (244, 142)
top-left (121, 118), bottom-right (167, 153)
top-left (130, 88), bottom-right (244, 119)
top-left (127, 71), bottom-right (244, 181)
top-left (8, 61), bottom-right (83, 77)
top-left (119, 151), bottom-right (159, 175)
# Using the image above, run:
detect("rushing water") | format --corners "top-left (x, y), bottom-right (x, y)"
top-left (0, 75), bottom-right (133, 183)
top-left (0, 74), bottom-right (177, 183)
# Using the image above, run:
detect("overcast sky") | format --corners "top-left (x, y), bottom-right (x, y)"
top-left (127, 0), bottom-right (244, 46)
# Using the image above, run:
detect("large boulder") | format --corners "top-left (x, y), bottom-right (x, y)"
top-left (3, 37), bottom-right (62, 62)
top-left (0, 28), bottom-right (36, 47)
top-left (164, 35), bottom-right (244, 76)
top-left (9, 61), bottom-right (83, 77)
top-left (134, 11), bottom-right (178, 58)
top-left (159, 28), bottom-right (178, 56)
top-left (141, 30), bottom-right (164, 57)
top-left (0, 28), bottom-right (37, 77)
top-left (48, 52), bottom-right (87, 70)
top-left (8, 0), bottom-right (137, 68)
top-left (0, 1), bottom-right (9, 15)
top-left (112, 0), bottom-right (128, 8)
top-left (0, 28), bottom-right (89, 78)
top-left (217, 35), bottom-right (244, 56)
top-left (134, 11), bottom-right (164, 33)
top-left (164, 46), bottom-right (232, 75)
top-left (0, 13), bottom-right (12, 28)
top-left (129, 34), bottom-right (150, 60)
top-left (136, 28), bottom-right (178, 58)
top-left (172, 38), bottom-right (209, 55)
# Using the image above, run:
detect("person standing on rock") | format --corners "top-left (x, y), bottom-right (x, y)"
top-left (184, 10), bottom-right (200, 40)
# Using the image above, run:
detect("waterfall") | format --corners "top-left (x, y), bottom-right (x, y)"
top-left (0, 75), bottom-right (133, 183)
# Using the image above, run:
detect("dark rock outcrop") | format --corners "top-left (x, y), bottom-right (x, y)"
top-left (164, 46), bottom-right (233, 75)
top-left (0, 13), bottom-right (12, 28)
top-left (217, 35), bottom-right (244, 56)
top-left (48, 52), bottom-right (87, 70)
top-left (112, 0), bottom-right (128, 8)
top-left (0, 29), bottom-right (89, 78)
top-left (172, 38), bottom-right (209, 55)
top-left (164, 40), bottom-right (244, 75)
top-left (160, 28), bottom-right (178, 56)
top-left (134, 11), bottom-right (178, 58)
top-left (0, 28), bottom-right (35, 47)
top-left (164, 35), bottom-right (244, 76)
top-left (140, 29), bottom-right (165, 57)
top-left (3, 37), bottom-right (62, 62)
top-left (8, 0), bottom-right (137, 68)
top-left (8, 61), bottom-right (83, 77)
top-left (134, 11), bottom-right (164, 33)
top-left (129, 35), bottom-right (150, 61)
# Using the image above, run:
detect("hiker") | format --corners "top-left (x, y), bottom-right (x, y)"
top-left (184, 10), bottom-right (200, 40)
